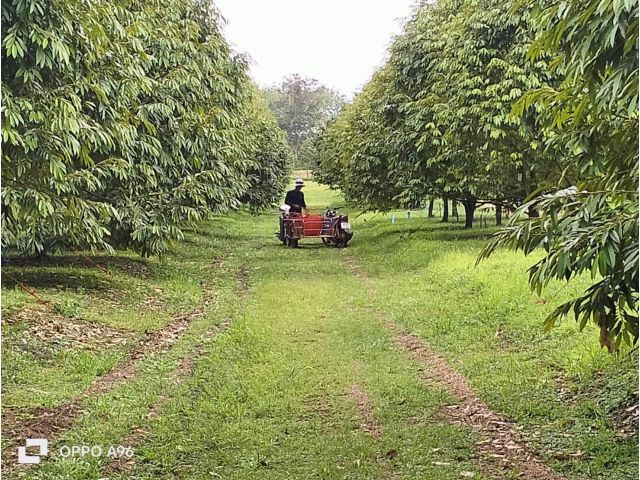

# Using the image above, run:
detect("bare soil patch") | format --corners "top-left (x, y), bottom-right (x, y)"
top-left (235, 264), bottom-right (251, 297)
top-left (344, 382), bottom-right (398, 479)
top-left (346, 384), bottom-right (383, 438)
top-left (301, 393), bottom-right (334, 419)
top-left (611, 396), bottom-right (639, 440)
top-left (554, 369), bottom-right (639, 441)
top-left (211, 255), bottom-right (226, 269)
top-left (4, 307), bottom-right (130, 353)
top-left (141, 296), bottom-right (164, 310)
top-left (344, 256), bottom-right (376, 298)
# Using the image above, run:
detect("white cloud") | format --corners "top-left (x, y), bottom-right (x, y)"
top-left (215, 0), bottom-right (417, 96)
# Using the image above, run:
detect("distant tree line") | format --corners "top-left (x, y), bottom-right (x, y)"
top-left (2, 0), bottom-right (292, 257)
top-left (262, 74), bottom-right (344, 170)
top-left (315, 0), bottom-right (638, 350)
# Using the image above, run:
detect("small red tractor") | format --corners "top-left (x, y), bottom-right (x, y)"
top-left (277, 206), bottom-right (353, 248)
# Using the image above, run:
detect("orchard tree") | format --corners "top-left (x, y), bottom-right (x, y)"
top-left (318, 0), bottom-right (638, 348)
top-left (100, 0), bottom-right (290, 255)
top-left (239, 88), bottom-right (293, 211)
top-left (480, 0), bottom-right (639, 350)
top-left (315, 0), bottom-right (561, 227)
top-left (315, 66), bottom-right (406, 210)
top-left (388, 0), bottom-right (560, 227)
top-left (2, 0), bottom-right (146, 253)
top-left (2, 0), bottom-right (291, 256)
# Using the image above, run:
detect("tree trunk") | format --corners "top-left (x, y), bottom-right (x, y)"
top-left (441, 196), bottom-right (449, 222)
top-left (463, 198), bottom-right (476, 228)
top-left (527, 205), bottom-right (540, 217)
top-left (428, 197), bottom-right (434, 218)
top-left (495, 205), bottom-right (502, 226)
top-left (451, 199), bottom-right (459, 222)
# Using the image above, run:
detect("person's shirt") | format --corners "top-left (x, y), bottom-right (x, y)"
top-left (284, 189), bottom-right (306, 213)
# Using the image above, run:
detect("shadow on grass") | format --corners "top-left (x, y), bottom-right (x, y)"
top-left (434, 229), bottom-right (497, 242)
top-left (2, 270), bottom-right (111, 291)
top-left (1, 255), bottom-right (159, 296)
top-left (184, 226), bottom-right (259, 244)
top-left (5, 254), bottom-right (154, 277)
top-left (362, 220), bottom-right (498, 243)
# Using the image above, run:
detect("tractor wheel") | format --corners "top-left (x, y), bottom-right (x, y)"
top-left (283, 223), bottom-right (292, 246)
top-left (336, 231), bottom-right (352, 248)
top-left (322, 237), bottom-right (337, 247)
top-left (342, 232), bottom-right (353, 248)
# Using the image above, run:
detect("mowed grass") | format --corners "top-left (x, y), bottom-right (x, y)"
top-left (118, 210), bottom-right (486, 480)
top-left (1, 232), bottom-right (215, 409)
top-left (3, 181), bottom-right (637, 480)
top-left (350, 203), bottom-right (638, 479)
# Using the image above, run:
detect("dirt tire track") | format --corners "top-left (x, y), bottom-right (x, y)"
top-left (100, 319), bottom-right (232, 477)
top-left (345, 383), bottom-right (398, 480)
top-left (345, 255), bottom-right (564, 480)
top-left (236, 264), bottom-right (251, 298)
top-left (2, 281), bottom-right (222, 474)
top-left (393, 329), bottom-right (563, 480)
top-left (346, 384), bottom-right (384, 439)
top-left (101, 261), bottom-right (247, 477)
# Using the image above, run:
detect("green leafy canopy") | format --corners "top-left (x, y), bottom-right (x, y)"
top-left (2, 0), bottom-right (292, 256)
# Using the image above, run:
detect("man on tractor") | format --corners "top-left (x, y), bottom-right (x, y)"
top-left (284, 178), bottom-right (308, 214)
top-left (278, 178), bottom-right (308, 247)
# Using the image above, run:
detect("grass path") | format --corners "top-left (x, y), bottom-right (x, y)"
top-left (118, 226), bottom-right (484, 480)
top-left (3, 183), bottom-right (637, 479)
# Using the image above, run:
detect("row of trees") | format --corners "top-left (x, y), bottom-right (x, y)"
top-left (315, 0), bottom-right (638, 349)
top-left (263, 75), bottom-right (344, 169)
top-left (2, 0), bottom-right (291, 256)
top-left (315, 0), bottom-right (561, 227)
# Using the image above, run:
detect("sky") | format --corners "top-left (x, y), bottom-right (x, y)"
top-left (215, 0), bottom-right (417, 97)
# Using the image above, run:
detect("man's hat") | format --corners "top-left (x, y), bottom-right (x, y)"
top-left (294, 178), bottom-right (305, 187)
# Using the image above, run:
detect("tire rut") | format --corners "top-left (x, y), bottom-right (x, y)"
top-left (345, 382), bottom-right (398, 479)
top-left (346, 384), bottom-right (384, 438)
top-left (100, 319), bottom-right (232, 477)
top-left (345, 255), bottom-right (564, 480)
top-left (2, 277), bottom-right (224, 474)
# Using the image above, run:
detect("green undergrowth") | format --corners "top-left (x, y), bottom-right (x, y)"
top-left (3, 182), bottom-right (637, 480)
